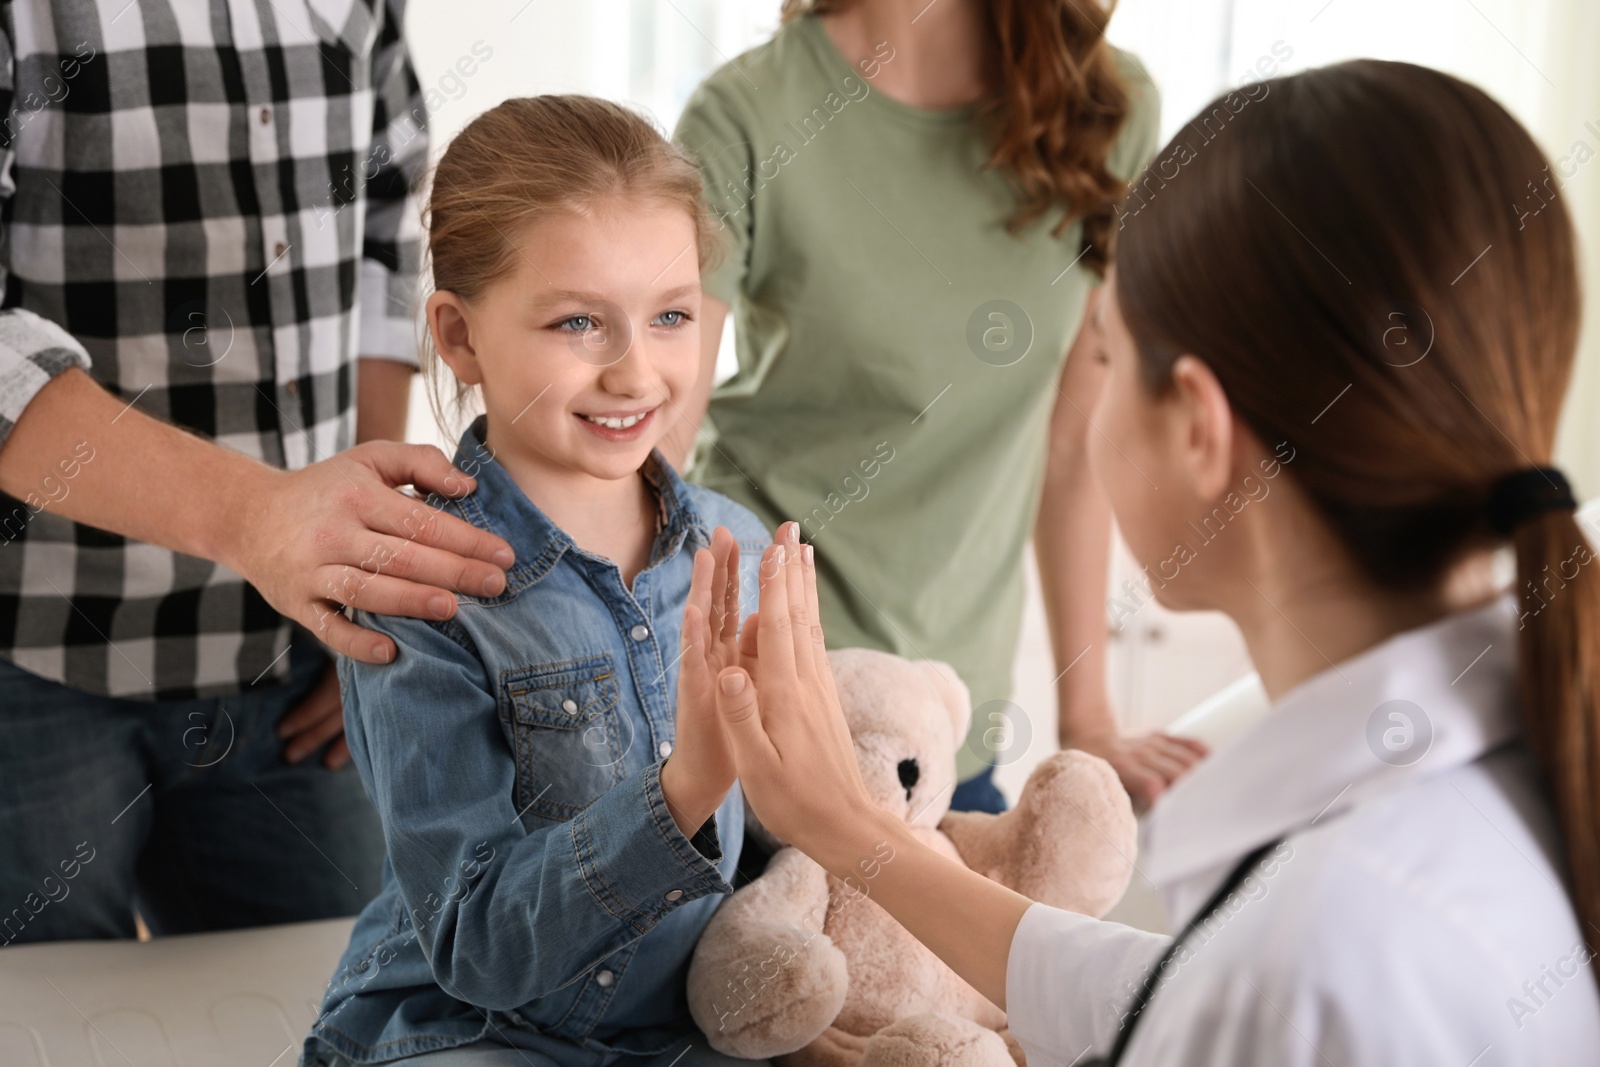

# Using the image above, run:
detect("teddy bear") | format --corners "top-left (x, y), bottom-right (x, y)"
top-left (686, 647), bottom-right (1137, 1067)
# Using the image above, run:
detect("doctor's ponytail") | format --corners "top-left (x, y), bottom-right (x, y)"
top-left (1507, 497), bottom-right (1599, 970)
top-left (1114, 60), bottom-right (1599, 978)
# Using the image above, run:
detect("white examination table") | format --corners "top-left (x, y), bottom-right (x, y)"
top-left (0, 673), bottom-right (1272, 1066)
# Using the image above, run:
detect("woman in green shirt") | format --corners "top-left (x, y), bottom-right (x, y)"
top-left (665, 0), bottom-right (1206, 812)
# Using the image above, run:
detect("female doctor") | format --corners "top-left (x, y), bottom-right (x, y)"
top-left (699, 60), bottom-right (1600, 1064)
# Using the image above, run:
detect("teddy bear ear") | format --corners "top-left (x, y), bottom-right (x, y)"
top-left (914, 660), bottom-right (971, 748)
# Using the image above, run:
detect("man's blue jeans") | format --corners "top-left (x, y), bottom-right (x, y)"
top-left (0, 638), bottom-right (384, 943)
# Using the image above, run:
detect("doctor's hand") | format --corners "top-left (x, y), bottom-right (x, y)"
top-left (709, 523), bottom-right (880, 862)
top-left (660, 526), bottom-right (751, 837)
top-left (711, 524), bottom-right (1031, 1011)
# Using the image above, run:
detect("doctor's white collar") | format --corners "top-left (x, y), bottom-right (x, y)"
top-left (1140, 595), bottom-right (1521, 895)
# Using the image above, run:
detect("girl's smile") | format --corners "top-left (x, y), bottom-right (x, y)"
top-left (575, 405), bottom-right (659, 442)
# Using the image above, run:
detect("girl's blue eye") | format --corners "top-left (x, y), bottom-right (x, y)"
top-left (557, 315), bottom-right (594, 332)
top-left (654, 310), bottom-right (686, 328)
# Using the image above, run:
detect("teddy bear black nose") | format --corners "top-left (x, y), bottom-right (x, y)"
top-left (897, 757), bottom-right (920, 801)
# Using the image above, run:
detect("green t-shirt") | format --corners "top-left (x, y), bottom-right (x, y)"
top-left (674, 15), bottom-right (1159, 781)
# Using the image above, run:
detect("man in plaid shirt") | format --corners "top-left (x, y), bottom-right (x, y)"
top-left (0, 0), bottom-right (514, 942)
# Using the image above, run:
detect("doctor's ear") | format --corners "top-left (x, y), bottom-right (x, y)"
top-left (1168, 355), bottom-right (1235, 502)
top-left (427, 290), bottom-right (484, 385)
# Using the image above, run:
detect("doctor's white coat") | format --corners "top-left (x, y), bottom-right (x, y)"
top-left (1006, 597), bottom-right (1600, 1066)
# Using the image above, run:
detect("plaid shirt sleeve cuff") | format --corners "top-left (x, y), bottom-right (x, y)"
top-left (358, 258), bottom-right (420, 367)
top-left (0, 308), bottom-right (93, 451)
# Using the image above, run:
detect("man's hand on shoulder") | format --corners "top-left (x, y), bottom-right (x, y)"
top-left (222, 440), bottom-right (516, 664)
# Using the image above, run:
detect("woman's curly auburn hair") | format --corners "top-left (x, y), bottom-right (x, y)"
top-left (781, 0), bottom-right (1137, 275)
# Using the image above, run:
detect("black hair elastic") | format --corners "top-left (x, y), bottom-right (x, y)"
top-left (1486, 467), bottom-right (1577, 535)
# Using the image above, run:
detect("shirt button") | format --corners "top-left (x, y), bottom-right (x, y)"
top-left (665, 889), bottom-right (684, 902)
top-left (658, 741), bottom-right (673, 759)
top-left (285, 380), bottom-right (299, 397)
top-left (630, 624), bottom-right (649, 641)
top-left (595, 969), bottom-right (615, 988)
top-left (274, 241), bottom-right (287, 259)
top-left (561, 698), bottom-right (578, 714)
top-left (259, 107), bottom-right (271, 125)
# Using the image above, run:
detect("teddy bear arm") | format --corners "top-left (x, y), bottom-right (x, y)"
top-left (938, 810), bottom-right (1013, 888)
top-left (733, 845), bottom-right (836, 926)
top-left (688, 847), bottom-right (849, 1058)
top-left (940, 752), bottom-right (1136, 916)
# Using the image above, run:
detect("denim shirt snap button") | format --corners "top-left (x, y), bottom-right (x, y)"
top-left (630, 624), bottom-right (649, 641)
top-left (658, 741), bottom-right (673, 758)
top-left (561, 698), bottom-right (578, 714)
top-left (665, 889), bottom-right (684, 901)
top-left (595, 969), bottom-right (615, 988)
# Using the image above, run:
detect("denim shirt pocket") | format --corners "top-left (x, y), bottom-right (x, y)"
top-left (501, 654), bottom-right (630, 825)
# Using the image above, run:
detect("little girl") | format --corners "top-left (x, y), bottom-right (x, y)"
top-left (300, 96), bottom-right (771, 1067)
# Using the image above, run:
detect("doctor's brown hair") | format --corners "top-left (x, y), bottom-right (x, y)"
top-left (1117, 61), bottom-right (1597, 972)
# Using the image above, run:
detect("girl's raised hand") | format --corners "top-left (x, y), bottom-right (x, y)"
top-left (711, 523), bottom-right (877, 869)
top-left (660, 526), bottom-right (743, 837)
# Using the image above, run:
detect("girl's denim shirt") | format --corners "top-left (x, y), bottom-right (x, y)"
top-left (303, 415), bottom-right (770, 1065)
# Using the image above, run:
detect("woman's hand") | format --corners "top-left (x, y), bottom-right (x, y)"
top-left (660, 526), bottom-right (749, 837)
top-left (710, 523), bottom-right (883, 871)
top-left (1063, 729), bottom-right (1208, 813)
top-left (222, 442), bottom-right (516, 664)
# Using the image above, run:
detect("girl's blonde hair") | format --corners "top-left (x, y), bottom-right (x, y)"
top-left (418, 95), bottom-right (722, 438)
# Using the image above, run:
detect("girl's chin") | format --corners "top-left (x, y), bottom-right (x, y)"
top-left (565, 438), bottom-right (667, 478)
top-left (490, 433), bottom-right (662, 481)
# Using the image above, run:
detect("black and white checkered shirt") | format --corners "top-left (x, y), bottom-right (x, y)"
top-left (0, 0), bottom-right (426, 699)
